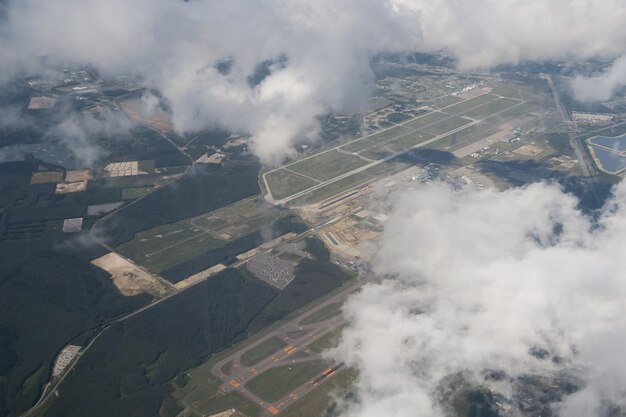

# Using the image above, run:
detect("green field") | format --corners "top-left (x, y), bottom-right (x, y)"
top-left (265, 169), bottom-right (319, 200)
top-left (116, 197), bottom-right (281, 273)
top-left (308, 327), bottom-right (345, 353)
top-left (289, 172), bottom-right (371, 206)
top-left (300, 303), bottom-right (342, 325)
top-left (280, 368), bottom-right (358, 417)
top-left (483, 102), bottom-right (542, 123)
top-left (245, 360), bottom-right (328, 402)
top-left (361, 144), bottom-right (395, 160)
top-left (240, 336), bottom-right (287, 367)
top-left (288, 150), bottom-right (369, 181)
top-left (122, 186), bottom-right (154, 200)
top-left (340, 125), bottom-right (409, 153)
top-left (403, 111), bottom-right (448, 129)
top-left (386, 131), bottom-right (435, 152)
top-left (423, 116), bottom-right (473, 135)
top-left (442, 94), bottom-right (497, 114)
top-left (362, 159), bottom-right (411, 177)
top-left (428, 124), bottom-right (498, 151)
top-left (430, 95), bottom-right (463, 109)
top-left (464, 97), bottom-right (521, 119)
top-left (192, 391), bottom-right (260, 417)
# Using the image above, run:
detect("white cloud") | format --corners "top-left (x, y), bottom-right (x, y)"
top-left (571, 55), bottom-right (626, 102)
top-left (3, 0), bottom-right (626, 163)
top-left (331, 181), bottom-right (626, 416)
top-left (50, 108), bottom-right (134, 167)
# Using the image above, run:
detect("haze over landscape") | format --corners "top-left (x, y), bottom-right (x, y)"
top-left (1, 1), bottom-right (626, 417)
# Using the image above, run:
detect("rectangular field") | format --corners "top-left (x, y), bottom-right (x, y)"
top-left (240, 336), bottom-right (287, 367)
top-left (360, 144), bottom-right (395, 160)
top-left (265, 169), bottom-right (319, 200)
top-left (430, 95), bottom-right (463, 109)
top-left (464, 97), bottom-right (521, 119)
top-left (386, 131), bottom-right (435, 152)
top-left (289, 172), bottom-right (371, 206)
top-left (300, 303), bottom-right (342, 325)
top-left (423, 116), bottom-right (473, 135)
top-left (428, 124), bottom-right (497, 151)
top-left (245, 360), bottom-right (328, 402)
top-left (341, 124), bottom-right (409, 153)
top-left (442, 94), bottom-right (498, 115)
top-left (116, 198), bottom-right (281, 274)
top-left (403, 111), bottom-right (448, 130)
top-left (288, 150), bottom-right (369, 181)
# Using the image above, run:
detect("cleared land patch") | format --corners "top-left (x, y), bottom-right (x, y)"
top-left (513, 144), bottom-right (546, 157)
top-left (174, 264), bottom-right (226, 290)
top-left (30, 171), bottom-right (63, 184)
top-left (65, 169), bottom-right (91, 182)
top-left (91, 252), bottom-right (171, 297)
top-left (240, 336), bottom-right (287, 367)
top-left (288, 150), bottom-right (369, 181)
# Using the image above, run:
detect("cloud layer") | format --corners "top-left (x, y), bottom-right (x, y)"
top-left (332, 181), bottom-right (626, 417)
top-left (3, 0), bottom-right (626, 162)
top-left (571, 56), bottom-right (626, 102)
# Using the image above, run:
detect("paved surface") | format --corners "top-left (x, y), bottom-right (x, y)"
top-left (208, 277), bottom-right (365, 416)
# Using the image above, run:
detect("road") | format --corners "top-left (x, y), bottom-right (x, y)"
top-left (545, 74), bottom-right (596, 178)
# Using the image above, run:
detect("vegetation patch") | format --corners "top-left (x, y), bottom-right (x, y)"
top-left (300, 303), bottom-right (343, 326)
top-left (245, 360), bottom-right (328, 402)
top-left (240, 336), bottom-right (287, 367)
